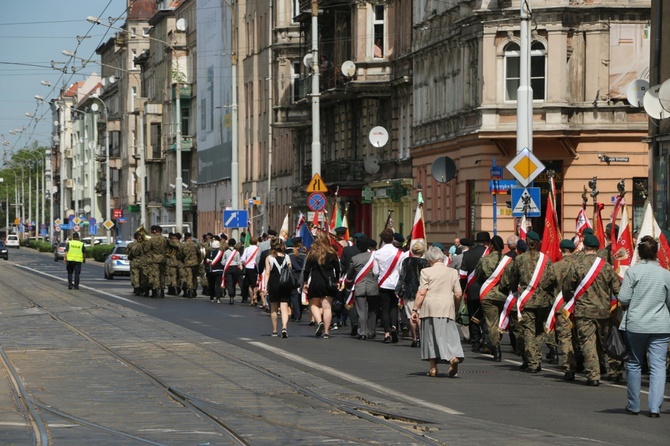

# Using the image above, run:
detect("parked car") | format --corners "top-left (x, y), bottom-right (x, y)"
top-left (83, 236), bottom-right (109, 246)
top-left (0, 241), bottom-right (8, 260)
top-left (54, 242), bottom-right (67, 261)
top-left (6, 234), bottom-right (20, 249)
top-left (104, 243), bottom-right (129, 279)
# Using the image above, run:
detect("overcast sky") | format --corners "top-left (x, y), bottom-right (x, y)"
top-left (0, 0), bottom-right (128, 159)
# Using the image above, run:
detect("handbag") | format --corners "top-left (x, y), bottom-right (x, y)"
top-left (456, 299), bottom-right (469, 326)
top-left (604, 324), bottom-right (629, 361)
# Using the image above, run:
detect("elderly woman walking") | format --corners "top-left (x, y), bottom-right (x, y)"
top-left (618, 236), bottom-right (670, 417)
top-left (411, 246), bottom-right (464, 377)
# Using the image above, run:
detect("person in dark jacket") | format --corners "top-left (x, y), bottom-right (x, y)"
top-left (459, 231), bottom-right (491, 352)
top-left (396, 242), bottom-right (430, 347)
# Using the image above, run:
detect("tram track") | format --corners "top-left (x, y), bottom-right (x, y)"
top-left (1, 263), bottom-right (445, 445)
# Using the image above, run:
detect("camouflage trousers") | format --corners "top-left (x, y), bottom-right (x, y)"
top-left (130, 263), bottom-right (146, 289)
top-left (482, 299), bottom-right (505, 347)
top-left (545, 328), bottom-right (557, 348)
top-left (180, 265), bottom-right (200, 291)
top-left (556, 313), bottom-right (581, 373)
top-left (145, 262), bottom-right (166, 290)
top-left (509, 311), bottom-right (525, 358)
top-left (575, 317), bottom-right (612, 381)
top-left (166, 265), bottom-right (180, 288)
top-left (519, 307), bottom-right (549, 370)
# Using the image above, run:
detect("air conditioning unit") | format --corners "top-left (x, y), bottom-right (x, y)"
top-left (65, 178), bottom-right (74, 188)
top-left (65, 149), bottom-right (73, 158)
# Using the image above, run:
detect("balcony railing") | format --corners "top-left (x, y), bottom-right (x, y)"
top-left (170, 135), bottom-right (193, 151)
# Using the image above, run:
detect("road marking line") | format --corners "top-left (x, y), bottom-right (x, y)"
top-left (14, 264), bottom-right (153, 309)
top-left (248, 341), bottom-right (464, 415)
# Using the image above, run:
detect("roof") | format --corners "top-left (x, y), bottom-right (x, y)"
top-left (128, 0), bottom-right (158, 21)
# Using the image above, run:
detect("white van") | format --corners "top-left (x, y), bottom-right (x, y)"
top-left (82, 236), bottom-right (111, 246)
top-left (159, 223), bottom-right (192, 238)
top-left (6, 234), bottom-right (20, 249)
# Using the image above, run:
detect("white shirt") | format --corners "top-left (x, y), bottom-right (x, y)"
top-left (240, 245), bottom-right (260, 269)
top-left (373, 244), bottom-right (406, 290)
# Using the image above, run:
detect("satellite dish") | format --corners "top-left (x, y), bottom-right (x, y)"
top-left (643, 84), bottom-right (667, 120)
top-left (101, 78), bottom-right (108, 87)
top-left (303, 53), bottom-right (313, 68)
top-left (626, 79), bottom-right (649, 107)
top-left (341, 60), bottom-right (356, 78)
top-left (368, 126), bottom-right (389, 147)
top-left (84, 205), bottom-right (91, 213)
top-left (659, 78), bottom-right (670, 112)
top-left (176, 18), bottom-right (187, 32)
top-left (363, 156), bottom-right (380, 174)
top-left (108, 75), bottom-right (116, 84)
top-left (432, 156), bottom-right (457, 183)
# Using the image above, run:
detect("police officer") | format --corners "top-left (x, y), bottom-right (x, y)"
top-left (562, 234), bottom-right (621, 386)
top-left (64, 232), bottom-right (86, 290)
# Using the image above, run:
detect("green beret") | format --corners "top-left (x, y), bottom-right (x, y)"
top-left (582, 228), bottom-right (594, 235)
top-left (583, 234), bottom-right (600, 248)
top-left (526, 231), bottom-right (540, 241)
top-left (559, 239), bottom-right (575, 250)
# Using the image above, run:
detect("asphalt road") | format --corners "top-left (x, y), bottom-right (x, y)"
top-left (8, 247), bottom-right (670, 445)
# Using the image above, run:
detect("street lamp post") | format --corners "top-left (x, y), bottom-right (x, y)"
top-left (89, 98), bottom-right (111, 243)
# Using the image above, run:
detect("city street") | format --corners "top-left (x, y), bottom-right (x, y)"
top-left (0, 248), bottom-right (667, 445)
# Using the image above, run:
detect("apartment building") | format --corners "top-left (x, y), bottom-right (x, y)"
top-left (411, 0), bottom-right (651, 242)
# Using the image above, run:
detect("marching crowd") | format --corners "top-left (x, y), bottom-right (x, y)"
top-left (126, 223), bottom-right (670, 417)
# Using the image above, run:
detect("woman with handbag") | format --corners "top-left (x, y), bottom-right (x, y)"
top-left (303, 231), bottom-right (341, 339)
top-left (618, 235), bottom-right (670, 417)
top-left (261, 237), bottom-right (293, 338)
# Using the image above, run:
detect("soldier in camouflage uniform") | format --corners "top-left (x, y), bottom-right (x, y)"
top-left (477, 236), bottom-right (513, 362)
top-left (180, 232), bottom-right (202, 298)
top-left (545, 239), bottom-right (580, 380)
top-left (499, 231), bottom-right (555, 373)
top-left (562, 234), bottom-right (621, 386)
top-left (165, 233), bottom-right (182, 295)
top-left (200, 233), bottom-right (214, 295)
top-left (144, 225), bottom-right (169, 298)
top-left (128, 231), bottom-right (147, 296)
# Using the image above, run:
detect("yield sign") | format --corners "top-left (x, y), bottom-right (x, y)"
top-left (506, 148), bottom-right (545, 187)
top-left (511, 187), bottom-right (542, 217)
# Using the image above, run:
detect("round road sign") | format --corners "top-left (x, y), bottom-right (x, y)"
top-left (73, 225), bottom-right (80, 232)
top-left (307, 192), bottom-right (327, 212)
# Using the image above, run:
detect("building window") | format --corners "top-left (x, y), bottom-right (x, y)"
top-left (373, 4), bottom-right (385, 59)
top-left (530, 41), bottom-right (546, 101)
top-left (150, 124), bottom-right (162, 159)
top-left (504, 41), bottom-right (546, 101)
top-left (292, 61), bottom-right (300, 103)
top-left (181, 105), bottom-right (190, 136)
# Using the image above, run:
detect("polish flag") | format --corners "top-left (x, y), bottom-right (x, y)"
top-left (519, 214), bottom-right (529, 240)
top-left (612, 199), bottom-right (633, 279)
top-left (409, 192), bottom-right (426, 257)
top-left (630, 200), bottom-right (663, 266)
top-left (575, 208), bottom-right (591, 235)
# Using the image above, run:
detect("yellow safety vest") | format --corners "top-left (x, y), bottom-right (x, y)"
top-left (66, 240), bottom-right (84, 262)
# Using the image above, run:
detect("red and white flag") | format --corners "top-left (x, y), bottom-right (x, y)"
top-left (611, 198), bottom-right (633, 279)
top-left (409, 192), bottom-right (425, 257)
top-left (593, 202), bottom-right (606, 249)
top-left (630, 200), bottom-right (669, 267)
top-left (519, 214), bottom-right (529, 241)
top-left (575, 208), bottom-right (591, 235)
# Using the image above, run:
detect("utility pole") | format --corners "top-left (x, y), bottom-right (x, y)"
top-left (517, 0), bottom-right (533, 154)
top-left (311, 0), bottom-right (321, 176)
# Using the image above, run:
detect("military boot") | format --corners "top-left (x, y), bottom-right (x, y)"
top-left (166, 286), bottom-right (175, 296)
top-left (548, 347), bottom-right (559, 365)
top-left (175, 287), bottom-right (181, 296)
top-left (492, 345), bottom-right (502, 362)
top-left (151, 289), bottom-right (158, 298)
top-left (158, 288), bottom-right (165, 298)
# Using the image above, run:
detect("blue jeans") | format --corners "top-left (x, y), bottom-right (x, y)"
top-left (625, 332), bottom-right (670, 414)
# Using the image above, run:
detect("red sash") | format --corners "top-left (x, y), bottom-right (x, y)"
top-left (378, 249), bottom-right (402, 288)
top-left (345, 253), bottom-right (375, 305)
top-left (545, 291), bottom-right (566, 332)
top-left (243, 246), bottom-right (259, 268)
top-left (479, 255), bottom-right (512, 301)
top-left (562, 257), bottom-right (606, 316)
top-left (516, 252), bottom-right (549, 312)
top-left (499, 293), bottom-right (517, 330)
top-left (220, 249), bottom-right (239, 286)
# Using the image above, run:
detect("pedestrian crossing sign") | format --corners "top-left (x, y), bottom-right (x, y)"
top-left (511, 187), bottom-right (541, 217)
